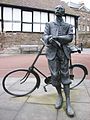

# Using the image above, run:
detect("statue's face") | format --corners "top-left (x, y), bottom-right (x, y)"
top-left (55, 5), bottom-right (65, 16)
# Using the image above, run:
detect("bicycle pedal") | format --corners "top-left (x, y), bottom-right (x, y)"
top-left (43, 86), bottom-right (47, 92)
top-left (44, 76), bottom-right (51, 84)
top-left (70, 75), bottom-right (74, 80)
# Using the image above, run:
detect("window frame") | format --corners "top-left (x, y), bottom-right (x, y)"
top-left (65, 15), bottom-right (75, 34)
top-left (22, 10), bottom-right (33, 32)
top-left (0, 6), bottom-right (2, 32)
top-left (33, 11), bottom-right (48, 32)
top-left (3, 7), bottom-right (21, 32)
top-left (0, 4), bottom-right (77, 34)
top-left (87, 25), bottom-right (89, 32)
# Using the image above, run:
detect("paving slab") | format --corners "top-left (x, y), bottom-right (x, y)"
top-left (27, 84), bottom-right (57, 105)
top-left (0, 109), bottom-right (17, 120)
top-left (70, 86), bottom-right (90, 103)
top-left (0, 93), bottom-right (27, 110)
top-left (73, 103), bottom-right (90, 120)
top-left (86, 87), bottom-right (90, 97)
top-left (0, 78), bottom-right (5, 95)
top-left (0, 50), bottom-right (90, 120)
top-left (27, 92), bottom-right (57, 105)
top-left (15, 103), bottom-right (57, 120)
top-left (0, 78), bottom-right (90, 120)
top-left (84, 80), bottom-right (90, 88)
top-left (57, 106), bottom-right (78, 120)
top-left (57, 102), bottom-right (90, 120)
top-left (27, 82), bottom-right (90, 104)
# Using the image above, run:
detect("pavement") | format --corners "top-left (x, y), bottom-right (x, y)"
top-left (81, 48), bottom-right (90, 54)
top-left (0, 77), bottom-right (90, 120)
top-left (0, 48), bottom-right (90, 120)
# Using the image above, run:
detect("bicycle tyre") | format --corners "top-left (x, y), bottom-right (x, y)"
top-left (69, 64), bottom-right (88, 89)
top-left (2, 69), bottom-right (40, 97)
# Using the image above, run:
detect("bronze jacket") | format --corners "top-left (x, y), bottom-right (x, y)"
top-left (42, 20), bottom-right (73, 60)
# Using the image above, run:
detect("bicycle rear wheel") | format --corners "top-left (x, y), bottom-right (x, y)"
top-left (2, 69), bottom-right (40, 97)
top-left (69, 64), bottom-right (88, 89)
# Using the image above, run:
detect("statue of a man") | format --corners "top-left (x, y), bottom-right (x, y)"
top-left (42, 5), bottom-right (75, 117)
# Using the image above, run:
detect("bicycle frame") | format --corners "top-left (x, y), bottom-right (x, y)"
top-left (2, 40), bottom-right (88, 97)
top-left (28, 42), bottom-right (74, 79)
top-left (28, 44), bottom-right (48, 78)
top-left (20, 40), bottom-right (88, 91)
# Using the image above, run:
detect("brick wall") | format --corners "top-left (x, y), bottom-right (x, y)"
top-left (0, 32), bottom-right (43, 48)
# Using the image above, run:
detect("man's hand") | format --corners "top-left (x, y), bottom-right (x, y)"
top-left (48, 36), bottom-right (58, 44)
top-left (49, 36), bottom-right (61, 47)
top-left (52, 36), bottom-right (58, 39)
top-left (49, 37), bottom-right (54, 43)
top-left (48, 36), bottom-right (59, 44)
top-left (47, 35), bottom-right (53, 44)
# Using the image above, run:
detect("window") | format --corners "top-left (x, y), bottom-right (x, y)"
top-left (87, 26), bottom-right (89, 31)
top-left (66, 16), bottom-right (75, 34)
top-left (0, 6), bottom-right (1, 19)
top-left (33, 24), bottom-right (40, 32)
top-left (3, 7), bottom-right (12, 31)
top-left (0, 5), bottom-right (77, 34)
top-left (23, 23), bottom-right (32, 32)
top-left (0, 6), bottom-right (1, 31)
top-left (66, 16), bottom-right (70, 24)
top-left (62, 16), bottom-right (65, 22)
top-left (71, 17), bottom-right (75, 26)
top-left (49, 13), bottom-right (55, 22)
top-left (82, 25), bottom-right (85, 31)
top-left (22, 11), bottom-right (32, 32)
top-left (71, 17), bottom-right (75, 34)
top-left (3, 7), bottom-right (12, 21)
top-left (33, 11), bottom-right (40, 23)
top-left (23, 11), bottom-right (32, 22)
top-left (33, 11), bottom-right (40, 32)
top-left (13, 9), bottom-right (21, 21)
top-left (0, 22), bottom-right (1, 32)
top-left (41, 12), bottom-right (48, 32)
top-left (3, 7), bottom-right (21, 31)
top-left (33, 11), bottom-right (48, 32)
top-left (78, 25), bottom-right (81, 31)
top-left (41, 12), bottom-right (48, 23)
top-left (4, 22), bottom-right (12, 31)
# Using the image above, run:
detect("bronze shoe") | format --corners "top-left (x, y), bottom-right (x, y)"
top-left (55, 95), bottom-right (63, 109)
top-left (66, 105), bottom-right (75, 117)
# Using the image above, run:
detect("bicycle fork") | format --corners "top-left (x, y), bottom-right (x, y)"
top-left (69, 58), bottom-right (74, 80)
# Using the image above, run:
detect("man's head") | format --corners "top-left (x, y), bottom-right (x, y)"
top-left (55, 5), bottom-right (65, 16)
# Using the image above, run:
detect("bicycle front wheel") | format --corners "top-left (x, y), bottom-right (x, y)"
top-left (2, 69), bottom-right (40, 97)
top-left (69, 64), bottom-right (88, 89)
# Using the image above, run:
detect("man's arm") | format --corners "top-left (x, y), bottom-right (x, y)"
top-left (42, 22), bottom-right (52, 45)
top-left (52, 34), bottom-right (73, 44)
top-left (52, 24), bottom-right (73, 45)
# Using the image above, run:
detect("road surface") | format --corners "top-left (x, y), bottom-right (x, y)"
top-left (0, 51), bottom-right (90, 80)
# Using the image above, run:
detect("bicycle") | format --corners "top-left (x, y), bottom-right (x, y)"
top-left (2, 39), bottom-right (88, 97)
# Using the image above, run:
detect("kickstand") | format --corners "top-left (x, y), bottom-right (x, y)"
top-left (43, 84), bottom-right (48, 92)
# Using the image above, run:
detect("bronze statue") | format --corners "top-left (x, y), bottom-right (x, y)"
top-left (42, 5), bottom-right (75, 117)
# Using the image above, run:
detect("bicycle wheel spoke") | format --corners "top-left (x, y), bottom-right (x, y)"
top-left (20, 72), bottom-right (29, 82)
top-left (20, 72), bottom-right (30, 84)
